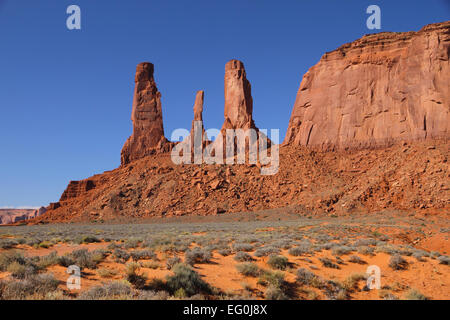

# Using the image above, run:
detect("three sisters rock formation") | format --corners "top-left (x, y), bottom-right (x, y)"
top-left (33, 21), bottom-right (449, 222)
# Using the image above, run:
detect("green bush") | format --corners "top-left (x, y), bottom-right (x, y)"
top-left (166, 263), bottom-right (212, 297)
top-left (236, 263), bottom-right (260, 277)
top-left (184, 247), bottom-right (212, 265)
top-left (166, 256), bottom-right (182, 270)
top-left (296, 268), bottom-right (316, 285)
top-left (234, 251), bottom-right (254, 262)
top-left (319, 257), bottom-right (340, 269)
top-left (126, 262), bottom-right (147, 289)
top-left (267, 255), bottom-right (289, 270)
top-left (0, 273), bottom-right (60, 300)
top-left (78, 281), bottom-right (133, 300)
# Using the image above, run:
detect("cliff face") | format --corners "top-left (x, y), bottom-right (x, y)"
top-left (285, 22), bottom-right (450, 149)
top-left (0, 207), bottom-right (46, 225)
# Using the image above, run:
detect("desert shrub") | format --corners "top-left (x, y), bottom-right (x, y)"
top-left (232, 243), bottom-right (253, 252)
top-left (357, 246), bottom-right (374, 256)
top-left (0, 251), bottom-right (29, 271)
top-left (165, 263), bottom-right (212, 297)
top-left (267, 255), bottom-right (289, 270)
top-left (234, 251), bottom-right (254, 262)
top-left (77, 235), bottom-right (100, 244)
top-left (36, 251), bottom-right (60, 269)
top-left (69, 249), bottom-right (98, 269)
top-left (184, 247), bottom-right (212, 265)
top-left (378, 290), bottom-right (399, 300)
top-left (353, 239), bottom-right (377, 247)
top-left (37, 241), bottom-right (53, 249)
top-left (336, 290), bottom-right (348, 300)
top-left (259, 270), bottom-right (285, 288)
top-left (57, 255), bottom-right (75, 267)
top-left (376, 244), bottom-right (400, 255)
top-left (0, 251), bottom-right (37, 278)
top-left (166, 257), bottom-right (182, 270)
top-left (218, 248), bottom-right (232, 256)
top-left (265, 285), bottom-right (288, 300)
top-left (107, 242), bottom-right (122, 250)
top-left (412, 252), bottom-right (426, 262)
top-left (335, 256), bottom-right (345, 265)
top-left (348, 255), bottom-right (366, 264)
top-left (92, 249), bottom-right (109, 262)
top-left (342, 273), bottom-right (366, 291)
top-left (124, 238), bottom-right (141, 249)
top-left (7, 262), bottom-right (36, 279)
top-left (296, 268), bottom-right (317, 285)
top-left (405, 289), bottom-right (427, 300)
top-left (236, 263), bottom-right (260, 277)
top-left (0, 240), bottom-right (18, 249)
top-left (331, 245), bottom-right (353, 256)
top-left (0, 273), bottom-right (59, 300)
top-left (388, 255), bottom-right (408, 270)
top-left (288, 245), bottom-right (310, 256)
top-left (131, 249), bottom-right (157, 261)
top-left (271, 239), bottom-right (293, 250)
top-left (437, 256), bottom-right (450, 265)
top-left (113, 248), bottom-right (131, 263)
top-left (78, 281), bottom-right (133, 300)
top-left (254, 246), bottom-right (280, 257)
top-left (319, 257), bottom-right (340, 269)
top-left (137, 290), bottom-right (170, 300)
top-left (126, 262), bottom-right (147, 289)
top-left (97, 268), bottom-right (118, 278)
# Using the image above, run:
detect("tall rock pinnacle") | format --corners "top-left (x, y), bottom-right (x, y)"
top-left (222, 60), bottom-right (256, 130)
top-left (193, 90), bottom-right (204, 122)
top-left (121, 62), bottom-right (171, 165)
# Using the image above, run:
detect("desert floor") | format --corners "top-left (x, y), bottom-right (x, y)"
top-left (0, 210), bottom-right (448, 300)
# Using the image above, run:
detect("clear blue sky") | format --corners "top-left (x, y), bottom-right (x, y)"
top-left (0, 0), bottom-right (448, 208)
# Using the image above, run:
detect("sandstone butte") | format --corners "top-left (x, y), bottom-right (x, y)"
top-left (28, 21), bottom-right (449, 224)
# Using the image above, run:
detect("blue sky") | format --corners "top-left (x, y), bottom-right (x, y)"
top-left (0, 0), bottom-right (448, 207)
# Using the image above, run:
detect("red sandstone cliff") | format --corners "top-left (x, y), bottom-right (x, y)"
top-left (284, 21), bottom-right (450, 149)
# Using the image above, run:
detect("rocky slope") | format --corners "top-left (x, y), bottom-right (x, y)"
top-left (32, 22), bottom-right (449, 223)
top-left (285, 21), bottom-right (449, 149)
top-left (32, 140), bottom-right (449, 223)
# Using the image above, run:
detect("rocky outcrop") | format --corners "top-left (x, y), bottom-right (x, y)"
top-left (60, 180), bottom-right (96, 201)
top-left (285, 21), bottom-right (450, 149)
top-left (193, 90), bottom-right (204, 123)
top-left (222, 60), bottom-right (256, 130)
top-left (210, 60), bottom-right (270, 162)
top-left (0, 207), bottom-right (47, 225)
top-left (121, 62), bottom-right (172, 165)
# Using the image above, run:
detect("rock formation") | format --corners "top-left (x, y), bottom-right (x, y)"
top-left (285, 21), bottom-right (450, 149)
top-left (121, 62), bottom-right (172, 165)
top-left (193, 90), bottom-right (204, 123)
top-left (30, 22), bottom-right (449, 223)
top-left (222, 60), bottom-right (256, 130)
top-left (60, 180), bottom-right (96, 201)
top-left (0, 207), bottom-right (47, 225)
